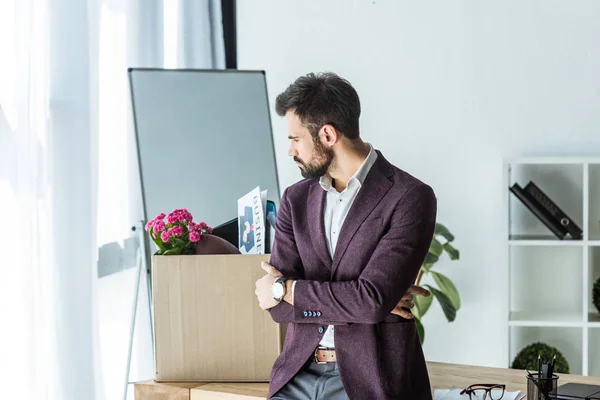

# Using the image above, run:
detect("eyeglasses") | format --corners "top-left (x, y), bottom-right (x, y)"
top-left (460, 384), bottom-right (506, 400)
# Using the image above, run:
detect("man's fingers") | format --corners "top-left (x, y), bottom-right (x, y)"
top-left (261, 261), bottom-right (279, 275)
top-left (408, 284), bottom-right (431, 297)
top-left (391, 305), bottom-right (414, 319)
top-left (261, 261), bottom-right (272, 273)
top-left (397, 299), bottom-right (415, 309)
top-left (401, 293), bottom-right (414, 302)
top-left (261, 261), bottom-right (284, 279)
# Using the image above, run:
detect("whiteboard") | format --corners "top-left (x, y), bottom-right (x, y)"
top-left (128, 69), bottom-right (280, 233)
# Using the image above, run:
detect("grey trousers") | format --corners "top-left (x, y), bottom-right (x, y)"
top-left (270, 358), bottom-right (349, 400)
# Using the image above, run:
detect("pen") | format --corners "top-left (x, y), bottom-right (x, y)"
top-left (549, 354), bottom-right (556, 376)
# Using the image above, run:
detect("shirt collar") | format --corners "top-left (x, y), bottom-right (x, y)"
top-left (319, 143), bottom-right (378, 192)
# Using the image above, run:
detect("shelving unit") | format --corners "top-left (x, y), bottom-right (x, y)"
top-left (504, 157), bottom-right (600, 377)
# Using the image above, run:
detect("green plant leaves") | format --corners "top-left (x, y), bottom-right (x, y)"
top-left (163, 247), bottom-right (183, 255)
top-left (435, 223), bottom-right (454, 242)
top-left (431, 271), bottom-right (461, 310)
top-left (423, 252), bottom-right (439, 270)
top-left (429, 238), bottom-right (444, 258)
top-left (424, 284), bottom-right (456, 322)
top-left (443, 242), bottom-right (459, 260)
top-left (415, 316), bottom-right (425, 344)
top-left (414, 290), bottom-right (433, 319)
top-left (149, 229), bottom-right (164, 250)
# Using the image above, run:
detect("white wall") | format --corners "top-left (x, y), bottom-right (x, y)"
top-left (237, 0), bottom-right (600, 368)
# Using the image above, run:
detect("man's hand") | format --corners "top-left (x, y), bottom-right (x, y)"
top-left (254, 261), bottom-right (284, 310)
top-left (391, 285), bottom-right (431, 319)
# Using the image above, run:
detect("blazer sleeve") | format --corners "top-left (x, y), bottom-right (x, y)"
top-left (291, 183), bottom-right (437, 325)
top-left (266, 186), bottom-right (305, 323)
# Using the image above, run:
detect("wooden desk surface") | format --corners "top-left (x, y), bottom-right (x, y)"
top-left (135, 361), bottom-right (600, 399)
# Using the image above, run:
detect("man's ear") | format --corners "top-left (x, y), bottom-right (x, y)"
top-left (320, 124), bottom-right (338, 147)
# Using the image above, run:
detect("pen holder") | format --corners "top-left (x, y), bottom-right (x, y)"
top-left (527, 373), bottom-right (558, 400)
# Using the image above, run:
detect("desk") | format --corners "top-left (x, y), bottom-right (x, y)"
top-left (134, 361), bottom-right (600, 399)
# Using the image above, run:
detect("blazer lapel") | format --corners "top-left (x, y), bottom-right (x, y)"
top-left (330, 154), bottom-right (393, 277)
top-left (308, 182), bottom-right (332, 268)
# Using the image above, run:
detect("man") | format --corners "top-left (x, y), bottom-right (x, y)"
top-left (254, 72), bottom-right (436, 399)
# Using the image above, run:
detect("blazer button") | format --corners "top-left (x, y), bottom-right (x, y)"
top-left (307, 311), bottom-right (313, 317)
top-left (318, 327), bottom-right (324, 334)
top-left (303, 311), bottom-right (309, 317)
top-left (316, 311), bottom-right (321, 317)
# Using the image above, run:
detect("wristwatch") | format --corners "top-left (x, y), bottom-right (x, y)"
top-left (270, 277), bottom-right (288, 302)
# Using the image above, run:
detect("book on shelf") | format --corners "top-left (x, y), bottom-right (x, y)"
top-left (509, 183), bottom-right (568, 240)
top-left (523, 181), bottom-right (583, 240)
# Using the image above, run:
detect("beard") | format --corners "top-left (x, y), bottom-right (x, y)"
top-left (294, 139), bottom-right (334, 179)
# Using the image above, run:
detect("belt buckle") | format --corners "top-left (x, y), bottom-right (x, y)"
top-left (314, 346), bottom-right (330, 365)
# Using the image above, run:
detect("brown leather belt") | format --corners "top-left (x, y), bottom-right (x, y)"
top-left (314, 347), bottom-right (337, 364)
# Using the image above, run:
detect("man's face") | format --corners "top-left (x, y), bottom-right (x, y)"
top-left (285, 111), bottom-right (334, 179)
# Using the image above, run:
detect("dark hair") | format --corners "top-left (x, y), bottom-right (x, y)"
top-left (275, 72), bottom-right (361, 139)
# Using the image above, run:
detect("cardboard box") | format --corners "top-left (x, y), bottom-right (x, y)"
top-left (152, 254), bottom-right (284, 382)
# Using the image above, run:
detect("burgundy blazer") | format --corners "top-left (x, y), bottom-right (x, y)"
top-left (267, 151), bottom-right (436, 400)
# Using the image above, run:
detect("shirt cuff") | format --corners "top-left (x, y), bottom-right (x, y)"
top-left (291, 280), bottom-right (297, 302)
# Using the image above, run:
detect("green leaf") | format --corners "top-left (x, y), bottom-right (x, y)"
top-left (430, 271), bottom-right (461, 310)
top-left (428, 238), bottom-right (444, 258)
top-left (415, 316), bottom-right (425, 344)
top-left (163, 247), bottom-right (183, 255)
top-left (173, 237), bottom-right (186, 247)
top-left (423, 252), bottom-right (439, 268)
top-left (149, 229), bottom-right (164, 250)
top-left (443, 242), bottom-right (460, 260)
top-left (414, 289), bottom-right (434, 319)
top-left (435, 223), bottom-right (454, 242)
top-left (424, 284), bottom-right (457, 322)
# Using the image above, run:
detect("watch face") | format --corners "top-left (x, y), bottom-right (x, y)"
top-left (271, 283), bottom-right (284, 299)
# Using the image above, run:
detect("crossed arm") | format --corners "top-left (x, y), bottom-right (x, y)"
top-left (256, 183), bottom-right (436, 325)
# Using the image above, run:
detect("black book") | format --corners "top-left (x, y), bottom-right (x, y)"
top-left (509, 183), bottom-right (568, 240)
top-left (524, 181), bottom-right (583, 240)
top-left (556, 383), bottom-right (600, 399)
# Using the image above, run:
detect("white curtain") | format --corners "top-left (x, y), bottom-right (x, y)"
top-left (0, 0), bottom-right (225, 397)
top-left (0, 0), bottom-right (102, 399)
top-left (178, 0), bottom-right (225, 68)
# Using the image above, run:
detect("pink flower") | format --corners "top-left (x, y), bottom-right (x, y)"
top-left (169, 226), bottom-right (183, 236)
top-left (154, 220), bottom-right (165, 232)
top-left (189, 231), bottom-right (200, 242)
top-left (156, 213), bottom-right (166, 220)
top-left (198, 222), bottom-right (212, 233)
top-left (167, 214), bottom-right (178, 224)
top-left (160, 231), bottom-right (170, 243)
top-left (144, 220), bottom-right (155, 231)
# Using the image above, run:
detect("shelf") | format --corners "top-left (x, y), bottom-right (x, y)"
top-left (509, 312), bottom-right (584, 327)
top-left (508, 163), bottom-right (584, 240)
top-left (509, 238), bottom-right (584, 247)
top-left (506, 158), bottom-right (599, 377)
top-left (505, 157), bottom-right (600, 165)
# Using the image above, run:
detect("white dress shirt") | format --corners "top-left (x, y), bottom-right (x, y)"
top-left (292, 143), bottom-right (378, 349)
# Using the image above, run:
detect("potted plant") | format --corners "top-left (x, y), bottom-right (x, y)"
top-left (413, 223), bottom-right (460, 344)
top-left (511, 342), bottom-right (570, 374)
top-left (145, 208), bottom-right (213, 255)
